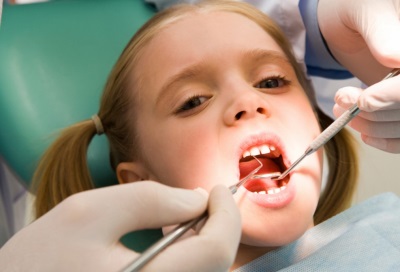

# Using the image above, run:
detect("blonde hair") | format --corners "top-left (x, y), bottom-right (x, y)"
top-left (33, 0), bottom-right (358, 223)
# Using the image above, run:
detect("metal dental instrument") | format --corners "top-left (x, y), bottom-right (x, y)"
top-left (252, 173), bottom-right (281, 180)
top-left (229, 156), bottom-right (280, 195)
top-left (122, 156), bottom-right (278, 272)
top-left (272, 68), bottom-right (400, 181)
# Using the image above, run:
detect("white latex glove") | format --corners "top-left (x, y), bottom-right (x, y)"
top-left (318, 0), bottom-right (400, 85)
top-left (0, 182), bottom-right (241, 272)
top-left (334, 73), bottom-right (400, 153)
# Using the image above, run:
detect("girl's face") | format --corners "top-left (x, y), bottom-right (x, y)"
top-left (129, 11), bottom-right (323, 248)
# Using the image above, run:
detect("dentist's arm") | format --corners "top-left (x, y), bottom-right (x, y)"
top-left (0, 182), bottom-right (241, 272)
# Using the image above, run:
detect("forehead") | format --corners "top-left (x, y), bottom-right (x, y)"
top-left (135, 11), bottom-right (286, 91)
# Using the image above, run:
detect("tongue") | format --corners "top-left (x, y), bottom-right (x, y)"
top-left (239, 157), bottom-right (280, 179)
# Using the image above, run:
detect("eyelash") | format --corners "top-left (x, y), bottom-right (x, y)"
top-left (175, 94), bottom-right (210, 114)
top-left (254, 75), bottom-right (291, 89)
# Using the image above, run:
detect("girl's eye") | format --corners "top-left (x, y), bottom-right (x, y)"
top-left (255, 76), bottom-right (290, 89)
top-left (176, 95), bottom-right (209, 114)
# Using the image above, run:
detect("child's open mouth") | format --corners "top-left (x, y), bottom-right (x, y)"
top-left (239, 144), bottom-right (290, 195)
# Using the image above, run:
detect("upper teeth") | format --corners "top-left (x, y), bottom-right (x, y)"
top-left (242, 144), bottom-right (279, 158)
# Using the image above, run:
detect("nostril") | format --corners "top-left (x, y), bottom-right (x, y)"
top-left (235, 111), bottom-right (244, 120)
top-left (257, 107), bottom-right (265, 114)
top-left (235, 108), bottom-right (267, 120)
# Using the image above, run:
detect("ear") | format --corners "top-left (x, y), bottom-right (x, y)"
top-left (116, 162), bottom-right (149, 184)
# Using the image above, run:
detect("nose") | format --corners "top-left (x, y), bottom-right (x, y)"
top-left (223, 88), bottom-right (270, 126)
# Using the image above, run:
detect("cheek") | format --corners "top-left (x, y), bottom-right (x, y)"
top-left (294, 96), bottom-right (320, 135)
top-left (278, 93), bottom-right (320, 145)
top-left (137, 118), bottom-right (220, 188)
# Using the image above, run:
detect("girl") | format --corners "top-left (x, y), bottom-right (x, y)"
top-left (33, 0), bottom-right (360, 269)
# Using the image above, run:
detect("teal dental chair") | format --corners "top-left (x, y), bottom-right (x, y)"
top-left (0, 0), bottom-right (162, 251)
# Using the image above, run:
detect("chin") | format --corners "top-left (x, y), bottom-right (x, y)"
top-left (238, 197), bottom-right (317, 247)
top-left (240, 224), bottom-right (311, 247)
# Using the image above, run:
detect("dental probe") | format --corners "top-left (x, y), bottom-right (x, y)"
top-left (122, 157), bottom-right (268, 272)
top-left (273, 68), bottom-right (400, 181)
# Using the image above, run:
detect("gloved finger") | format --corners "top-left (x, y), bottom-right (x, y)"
top-left (361, 135), bottom-right (400, 154)
top-left (360, 109), bottom-right (400, 122)
top-left (334, 109), bottom-right (400, 138)
top-left (334, 102), bottom-right (400, 122)
top-left (56, 181), bottom-right (208, 242)
top-left (142, 185), bottom-right (241, 272)
top-left (335, 78), bottom-right (400, 120)
top-left (361, 6), bottom-right (400, 68)
top-left (354, 119), bottom-right (400, 138)
top-left (334, 86), bottom-right (362, 109)
top-left (199, 184), bottom-right (241, 250)
top-left (358, 75), bottom-right (400, 112)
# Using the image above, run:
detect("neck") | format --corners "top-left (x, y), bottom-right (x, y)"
top-left (231, 244), bottom-right (277, 270)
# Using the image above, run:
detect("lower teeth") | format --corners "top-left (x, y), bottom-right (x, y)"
top-left (254, 185), bottom-right (287, 195)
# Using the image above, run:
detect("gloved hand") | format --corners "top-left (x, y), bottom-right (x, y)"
top-left (318, 0), bottom-right (400, 85)
top-left (333, 73), bottom-right (400, 153)
top-left (0, 182), bottom-right (241, 272)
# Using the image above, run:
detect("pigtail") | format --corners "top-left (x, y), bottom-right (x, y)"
top-left (314, 109), bottom-right (359, 224)
top-left (32, 120), bottom-right (97, 218)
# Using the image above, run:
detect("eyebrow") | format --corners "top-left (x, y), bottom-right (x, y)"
top-left (242, 49), bottom-right (290, 66)
top-left (156, 49), bottom-right (290, 105)
top-left (156, 61), bottom-right (207, 106)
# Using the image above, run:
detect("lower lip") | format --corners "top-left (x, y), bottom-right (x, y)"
top-left (242, 179), bottom-right (295, 208)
